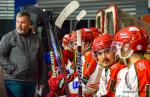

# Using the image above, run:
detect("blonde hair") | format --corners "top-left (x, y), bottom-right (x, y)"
top-left (16, 11), bottom-right (31, 20)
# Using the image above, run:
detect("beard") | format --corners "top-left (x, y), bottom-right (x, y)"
top-left (16, 27), bottom-right (28, 35)
top-left (16, 27), bottom-right (24, 33)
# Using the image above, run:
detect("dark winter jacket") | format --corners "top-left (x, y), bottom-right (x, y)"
top-left (0, 29), bottom-right (47, 84)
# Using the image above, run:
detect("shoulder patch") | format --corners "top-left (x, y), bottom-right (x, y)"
top-left (136, 60), bottom-right (147, 71)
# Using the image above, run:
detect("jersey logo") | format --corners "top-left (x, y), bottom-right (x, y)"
top-left (72, 81), bottom-right (79, 89)
top-left (137, 61), bottom-right (146, 70)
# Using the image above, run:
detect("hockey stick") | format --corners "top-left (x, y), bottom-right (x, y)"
top-left (49, 1), bottom-right (80, 96)
top-left (52, 0), bottom-right (80, 76)
top-left (40, 9), bottom-right (57, 78)
top-left (55, 0), bottom-right (80, 29)
top-left (75, 9), bottom-right (86, 28)
top-left (44, 0), bottom-right (80, 75)
top-left (53, 0), bottom-right (80, 64)
top-left (52, 3), bottom-right (86, 97)
top-left (76, 9), bottom-right (86, 97)
top-left (41, 1), bottom-right (80, 95)
top-left (54, 1), bottom-right (79, 55)
top-left (76, 10), bottom-right (86, 21)
top-left (77, 30), bottom-right (82, 97)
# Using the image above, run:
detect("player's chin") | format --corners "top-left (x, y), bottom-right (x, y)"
top-left (101, 62), bottom-right (111, 68)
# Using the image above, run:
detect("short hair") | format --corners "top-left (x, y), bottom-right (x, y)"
top-left (16, 11), bottom-right (31, 20)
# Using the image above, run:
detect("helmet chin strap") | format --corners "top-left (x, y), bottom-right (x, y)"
top-left (118, 48), bottom-right (134, 66)
top-left (114, 54), bottom-right (119, 63)
top-left (82, 43), bottom-right (92, 54)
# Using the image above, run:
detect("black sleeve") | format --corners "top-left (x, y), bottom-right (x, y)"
top-left (0, 34), bottom-right (15, 73)
top-left (38, 39), bottom-right (48, 84)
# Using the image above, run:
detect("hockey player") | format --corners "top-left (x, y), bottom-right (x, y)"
top-left (47, 27), bottom-right (101, 97)
top-left (113, 26), bottom-right (150, 97)
top-left (68, 28), bottom-right (101, 96)
top-left (47, 27), bottom-right (98, 97)
top-left (47, 33), bottom-right (76, 97)
top-left (62, 33), bottom-right (75, 74)
top-left (92, 33), bottom-right (125, 97)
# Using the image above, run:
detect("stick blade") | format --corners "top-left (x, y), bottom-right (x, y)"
top-left (55, 1), bottom-right (80, 28)
top-left (76, 10), bottom-right (86, 21)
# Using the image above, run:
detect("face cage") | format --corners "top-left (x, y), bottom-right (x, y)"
top-left (69, 40), bottom-right (92, 52)
top-left (69, 41), bottom-right (76, 50)
top-left (112, 41), bottom-right (134, 66)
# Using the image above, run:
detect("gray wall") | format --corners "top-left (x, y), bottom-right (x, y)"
top-left (37, 0), bottom-right (149, 20)
top-left (0, 0), bottom-right (14, 19)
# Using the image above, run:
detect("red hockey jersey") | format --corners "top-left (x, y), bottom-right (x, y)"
top-left (115, 59), bottom-right (150, 97)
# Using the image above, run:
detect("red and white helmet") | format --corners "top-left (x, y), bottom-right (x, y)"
top-left (62, 34), bottom-right (71, 46)
top-left (70, 28), bottom-right (101, 42)
top-left (114, 26), bottom-right (149, 52)
top-left (70, 31), bottom-right (77, 43)
top-left (90, 27), bottom-right (102, 39)
top-left (92, 33), bottom-right (113, 52)
top-left (70, 28), bottom-right (102, 51)
top-left (80, 28), bottom-right (94, 42)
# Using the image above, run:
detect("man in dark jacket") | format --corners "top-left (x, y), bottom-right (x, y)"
top-left (0, 11), bottom-right (47, 97)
